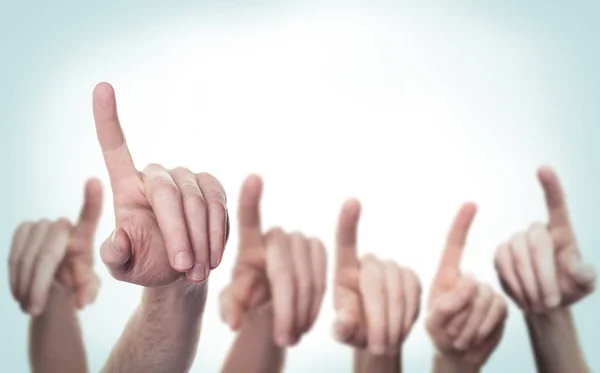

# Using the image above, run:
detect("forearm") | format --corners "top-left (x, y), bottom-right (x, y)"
top-left (101, 282), bottom-right (208, 373)
top-left (432, 354), bottom-right (479, 373)
top-left (29, 282), bottom-right (87, 373)
top-left (354, 349), bottom-right (401, 373)
top-left (221, 304), bottom-right (286, 373)
top-left (525, 308), bottom-right (590, 373)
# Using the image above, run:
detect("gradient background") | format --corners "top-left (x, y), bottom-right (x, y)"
top-left (1, 1), bottom-right (599, 372)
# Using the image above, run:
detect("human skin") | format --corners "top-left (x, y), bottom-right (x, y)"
top-left (426, 203), bottom-right (508, 373)
top-left (8, 179), bottom-right (103, 373)
top-left (92, 82), bottom-right (229, 373)
top-left (219, 175), bottom-right (327, 373)
top-left (332, 199), bottom-right (422, 373)
top-left (494, 167), bottom-right (595, 373)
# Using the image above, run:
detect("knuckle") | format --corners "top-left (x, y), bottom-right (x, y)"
top-left (183, 191), bottom-right (207, 211)
top-left (266, 226), bottom-right (286, 238)
top-left (171, 166), bottom-right (192, 176)
top-left (54, 218), bottom-right (73, 232)
top-left (143, 162), bottom-right (163, 173)
top-left (529, 221), bottom-right (546, 233)
top-left (153, 181), bottom-right (180, 200)
top-left (269, 265), bottom-right (294, 282)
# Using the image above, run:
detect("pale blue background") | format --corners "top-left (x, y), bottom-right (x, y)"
top-left (1, 1), bottom-right (599, 372)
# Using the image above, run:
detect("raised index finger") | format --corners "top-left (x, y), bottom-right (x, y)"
top-left (75, 178), bottom-right (103, 237)
top-left (537, 166), bottom-right (571, 229)
top-left (92, 82), bottom-right (137, 188)
top-left (237, 174), bottom-right (263, 249)
top-left (437, 202), bottom-right (477, 275)
top-left (335, 199), bottom-right (361, 272)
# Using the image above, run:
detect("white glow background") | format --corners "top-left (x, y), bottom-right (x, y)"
top-left (1, 2), bottom-right (599, 372)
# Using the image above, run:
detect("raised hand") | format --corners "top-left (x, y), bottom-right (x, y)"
top-left (332, 199), bottom-right (422, 356)
top-left (494, 167), bottom-right (596, 313)
top-left (426, 203), bottom-right (507, 368)
top-left (8, 179), bottom-right (103, 315)
top-left (219, 175), bottom-right (327, 347)
top-left (93, 83), bottom-right (228, 287)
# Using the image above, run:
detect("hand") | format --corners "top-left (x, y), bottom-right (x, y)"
top-left (426, 203), bottom-right (507, 368)
top-left (219, 175), bottom-right (327, 347)
top-left (494, 166), bottom-right (596, 313)
top-left (332, 199), bottom-right (422, 356)
top-left (93, 83), bottom-right (229, 287)
top-left (8, 179), bottom-right (103, 315)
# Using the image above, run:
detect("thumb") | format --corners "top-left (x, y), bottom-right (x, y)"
top-left (99, 228), bottom-right (132, 281)
top-left (76, 274), bottom-right (101, 309)
top-left (219, 286), bottom-right (245, 331)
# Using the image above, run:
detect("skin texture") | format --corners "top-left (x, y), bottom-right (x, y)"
top-left (8, 179), bottom-right (102, 373)
top-left (426, 203), bottom-right (508, 372)
top-left (93, 82), bottom-right (228, 373)
top-left (220, 175), bottom-right (327, 351)
top-left (29, 283), bottom-right (89, 373)
top-left (494, 167), bottom-right (595, 373)
top-left (332, 199), bottom-right (422, 373)
top-left (93, 82), bottom-right (229, 286)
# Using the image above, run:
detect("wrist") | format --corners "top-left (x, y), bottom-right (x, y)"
top-left (434, 353), bottom-right (479, 373)
top-left (524, 306), bottom-right (570, 324)
top-left (142, 280), bottom-right (208, 310)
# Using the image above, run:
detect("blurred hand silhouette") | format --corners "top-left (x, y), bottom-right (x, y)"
top-left (332, 199), bottom-right (422, 356)
top-left (495, 167), bottom-right (596, 313)
top-left (220, 175), bottom-right (327, 347)
top-left (426, 203), bottom-right (507, 368)
top-left (9, 178), bottom-right (102, 315)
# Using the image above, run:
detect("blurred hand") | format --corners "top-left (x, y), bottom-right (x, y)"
top-left (426, 203), bottom-right (507, 368)
top-left (494, 167), bottom-right (596, 313)
top-left (9, 179), bottom-right (102, 315)
top-left (332, 199), bottom-right (422, 356)
top-left (219, 175), bottom-right (327, 347)
top-left (93, 83), bottom-right (229, 287)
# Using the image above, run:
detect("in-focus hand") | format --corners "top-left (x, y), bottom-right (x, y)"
top-left (494, 166), bottom-right (596, 313)
top-left (426, 203), bottom-right (507, 368)
top-left (332, 199), bottom-right (422, 356)
top-left (9, 179), bottom-right (102, 315)
top-left (93, 83), bottom-right (229, 287)
top-left (219, 175), bottom-right (327, 347)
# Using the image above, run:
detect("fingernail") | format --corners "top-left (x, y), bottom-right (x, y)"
top-left (210, 253), bottom-right (221, 269)
top-left (545, 294), bottom-right (560, 308)
top-left (174, 252), bottom-right (193, 270)
top-left (189, 264), bottom-right (208, 282)
top-left (370, 345), bottom-right (386, 355)
top-left (453, 340), bottom-right (467, 350)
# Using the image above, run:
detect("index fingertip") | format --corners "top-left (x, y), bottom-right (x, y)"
top-left (241, 174), bottom-right (263, 202)
top-left (341, 198), bottom-right (361, 219)
top-left (93, 82), bottom-right (115, 105)
top-left (85, 177), bottom-right (103, 201)
top-left (537, 165), bottom-right (556, 182)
